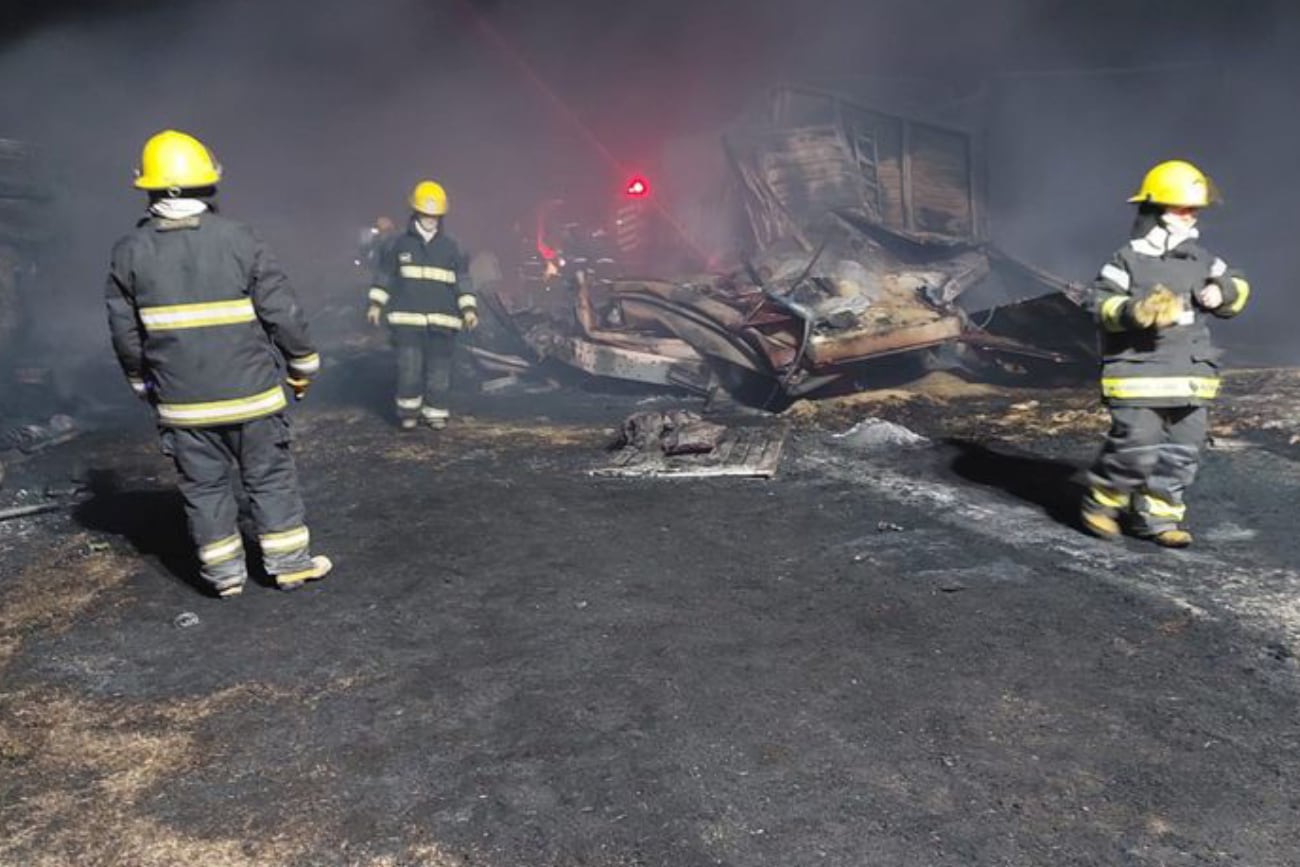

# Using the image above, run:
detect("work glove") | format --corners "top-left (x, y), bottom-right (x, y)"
top-left (1196, 282), bottom-right (1224, 310)
top-left (1131, 285), bottom-right (1183, 329)
top-left (366, 304), bottom-right (383, 327)
top-left (287, 377), bottom-right (311, 402)
top-left (462, 309), bottom-right (479, 331)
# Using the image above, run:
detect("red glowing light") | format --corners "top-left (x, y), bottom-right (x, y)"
top-left (625, 176), bottom-right (649, 198)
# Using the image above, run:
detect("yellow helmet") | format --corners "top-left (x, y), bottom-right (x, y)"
top-left (1127, 159), bottom-right (1216, 207)
top-left (409, 180), bottom-right (449, 216)
top-left (134, 130), bottom-right (221, 191)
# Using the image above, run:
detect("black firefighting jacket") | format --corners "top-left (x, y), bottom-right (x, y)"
top-left (1089, 224), bottom-right (1249, 408)
top-left (367, 220), bottom-right (475, 331)
top-left (106, 211), bottom-right (319, 427)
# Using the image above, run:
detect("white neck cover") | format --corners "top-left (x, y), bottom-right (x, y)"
top-left (150, 198), bottom-right (209, 220)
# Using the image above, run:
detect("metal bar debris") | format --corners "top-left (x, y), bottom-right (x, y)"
top-left (0, 501), bottom-right (64, 522)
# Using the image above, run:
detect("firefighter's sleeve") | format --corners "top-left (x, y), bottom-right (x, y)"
top-left (248, 231), bottom-right (320, 380)
top-left (1205, 256), bottom-right (1250, 319)
top-left (104, 240), bottom-right (149, 398)
top-left (368, 243), bottom-right (393, 310)
top-left (1089, 254), bottom-right (1142, 333)
top-left (455, 246), bottom-right (477, 316)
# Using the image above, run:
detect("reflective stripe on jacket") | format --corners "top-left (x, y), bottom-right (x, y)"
top-left (106, 212), bottom-right (318, 427)
top-left (1088, 224), bottom-right (1248, 408)
top-left (368, 220), bottom-right (475, 331)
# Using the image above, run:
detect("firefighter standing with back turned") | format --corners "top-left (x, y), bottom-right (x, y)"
top-left (106, 130), bottom-right (332, 597)
top-left (1081, 159), bottom-right (1250, 548)
top-left (366, 180), bottom-right (478, 430)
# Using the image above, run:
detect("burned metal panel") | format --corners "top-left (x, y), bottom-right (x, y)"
top-left (963, 291), bottom-right (1097, 365)
top-left (724, 135), bottom-right (809, 251)
top-left (805, 316), bottom-right (965, 366)
top-left (615, 289), bottom-right (774, 375)
top-left (841, 103), bottom-right (905, 232)
top-left (907, 123), bottom-right (976, 239)
top-left (523, 326), bottom-right (713, 394)
top-left (726, 125), bottom-right (869, 251)
top-left (732, 87), bottom-right (984, 247)
top-left (769, 86), bottom-right (839, 127)
top-left (756, 127), bottom-right (871, 221)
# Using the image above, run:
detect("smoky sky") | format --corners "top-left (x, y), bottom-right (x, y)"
top-left (2, 0), bottom-right (1298, 375)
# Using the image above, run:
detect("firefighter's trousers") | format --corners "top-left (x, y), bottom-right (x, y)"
top-left (394, 325), bottom-right (455, 423)
top-left (1085, 405), bottom-right (1207, 535)
top-left (162, 413), bottom-right (314, 588)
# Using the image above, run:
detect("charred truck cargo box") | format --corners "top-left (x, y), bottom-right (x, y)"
top-left (476, 87), bottom-right (1096, 408)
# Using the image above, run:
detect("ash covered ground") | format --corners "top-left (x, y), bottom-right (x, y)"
top-left (2, 351), bottom-right (1300, 867)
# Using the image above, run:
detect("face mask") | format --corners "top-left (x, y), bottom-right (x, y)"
top-left (150, 198), bottom-right (208, 219)
top-left (1161, 211), bottom-right (1198, 234)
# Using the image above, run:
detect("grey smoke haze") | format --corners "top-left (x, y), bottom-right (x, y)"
top-left (1, 0), bottom-right (1297, 391)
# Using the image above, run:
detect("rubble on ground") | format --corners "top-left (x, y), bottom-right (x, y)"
top-left (612, 410), bottom-right (727, 456)
top-left (0, 415), bottom-right (79, 490)
top-left (832, 417), bottom-right (929, 451)
top-left (594, 409), bottom-right (785, 478)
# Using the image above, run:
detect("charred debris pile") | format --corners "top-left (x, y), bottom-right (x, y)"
top-left (471, 86), bottom-right (1096, 411)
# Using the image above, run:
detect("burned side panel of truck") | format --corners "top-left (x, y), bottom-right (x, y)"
top-left (733, 85), bottom-right (983, 249)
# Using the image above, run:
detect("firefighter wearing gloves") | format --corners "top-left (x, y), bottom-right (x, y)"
top-left (1081, 159), bottom-right (1250, 548)
top-left (366, 180), bottom-right (477, 430)
top-left (105, 130), bottom-right (332, 598)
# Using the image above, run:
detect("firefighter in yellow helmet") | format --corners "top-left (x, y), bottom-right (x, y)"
top-left (1081, 160), bottom-right (1250, 548)
top-left (106, 130), bottom-right (332, 597)
top-left (365, 180), bottom-right (478, 430)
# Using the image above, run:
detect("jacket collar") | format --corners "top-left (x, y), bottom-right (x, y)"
top-left (1130, 223), bottom-right (1198, 257)
top-left (408, 216), bottom-right (439, 244)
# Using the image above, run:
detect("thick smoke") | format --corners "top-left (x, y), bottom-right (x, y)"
top-left (0, 0), bottom-right (1296, 413)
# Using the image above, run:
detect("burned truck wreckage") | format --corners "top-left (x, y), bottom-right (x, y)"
top-left (473, 87), bottom-right (1096, 408)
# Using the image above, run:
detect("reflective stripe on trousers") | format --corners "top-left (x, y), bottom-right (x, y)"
top-left (1087, 405), bottom-right (1206, 533)
top-left (163, 413), bottom-right (312, 585)
top-left (1100, 376), bottom-right (1220, 401)
top-left (395, 328), bottom-right (455, 419)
